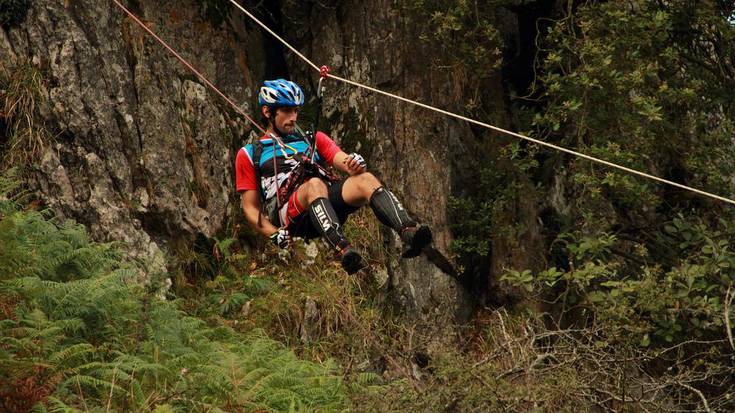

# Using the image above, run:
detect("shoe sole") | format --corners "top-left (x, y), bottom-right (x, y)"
top-left (341, 250), bottom-right (367, 275)
top-left (402, 225), bottom-right (433, 258)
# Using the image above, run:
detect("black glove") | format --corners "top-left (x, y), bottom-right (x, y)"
top-left (269, 227), bottom-right (290, 249)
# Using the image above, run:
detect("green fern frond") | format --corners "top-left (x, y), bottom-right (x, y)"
top-left (29, 401), bottom-right (50, 413)
top-left (215, 237), bottom-right (237, 260)
top-left (44, 396), bottom-right (84, 413)
top-left (242, 276), bottom-right (273, 296)
top-left (48, 342), bottom-right (95, 366)
top-left (66, 361), bottom-right (109, 375)
top-left (168, 352), bottom-right (202, 367)
top-left (60, 374), bottom-right (126, 396)
top-left (111, 353), bottom-right (172, 377)
top-left (357, 372), bottom-right (381, 386)
top-left (218, 291), bottom-right (249, 316)
top-left (126, 379), bottom-right (145, 407)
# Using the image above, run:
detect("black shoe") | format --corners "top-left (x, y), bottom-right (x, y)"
top-left (400, 225), bottom-right (433, 258)
top-left (340, 249), bottom-right (367, 275)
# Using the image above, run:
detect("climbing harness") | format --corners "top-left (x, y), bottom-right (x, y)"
top-left (251, 130), bottom-right (340, 226)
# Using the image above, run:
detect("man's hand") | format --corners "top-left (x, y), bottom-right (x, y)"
top-left (343, 152), bottom-right (367, 174)
top-left (269, 227), bottom-right (291, 249)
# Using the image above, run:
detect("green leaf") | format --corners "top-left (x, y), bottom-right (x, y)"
top-left (587, 291), bottom-right (606, 303)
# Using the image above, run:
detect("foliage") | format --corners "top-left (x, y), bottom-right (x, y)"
top-left (353, 308), bottom-right (735, 412)
top-left (447, 141), bottom-right (539, 281)
top-left (229, 238), bottom-right (394, 365)
top-left (404, 0), bottom-right (503, 74)
top-left (0, 173), bottom-right (348, 413)
top-left (440, 0), bottom-right (735, 409)
top-left (516, 0), bottom-right (735, 339)
top-left (492, 1), bottom-right (735, 409)
top-left (532, 0), bottom-right (735, 222)
top-left (0, 0), bottom-right (29, 29)
top-left (448, 167), bottom-right (507, 259)
top-left (402, 0), bottom-right (504, 110)
top-left (498, 222), bottom-right (735, 410)
top-left (503, 216), bottom-right (735, 345)
top-left (4, 0), bottom-right (735, 411)
top-left (201, 221), bottom-right (433, 408)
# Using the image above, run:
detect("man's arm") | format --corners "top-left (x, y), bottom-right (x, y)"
top-left (314, 132), bottom-right (365, 176)
top-left (241, 190), bottom-right (279, 237)
top-left (332, 151), bottom-right (366, 175)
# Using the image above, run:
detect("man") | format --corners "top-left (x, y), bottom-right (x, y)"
top-left (235, 79), bottom-right (432, 274)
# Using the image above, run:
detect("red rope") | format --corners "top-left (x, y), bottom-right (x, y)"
top-left (319, 65), bottom-right (330, 78)
top-left (111, 0), bottom-right (265, 135)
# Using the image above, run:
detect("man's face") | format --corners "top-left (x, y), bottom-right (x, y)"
top-left (266, 106), bottom-right (299, 134)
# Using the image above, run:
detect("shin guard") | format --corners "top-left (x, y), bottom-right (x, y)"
top-left (369, 187), bottom-right (416, 231)
top-left (309, 197), bottom-right (350, 252)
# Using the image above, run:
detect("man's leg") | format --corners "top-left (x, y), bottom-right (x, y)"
top-left (295, 177), bottom-right (364, 274)
top-left (340, 173), bottom-right (432, 258)
top-left (338, 172), bottom-right (383, 207)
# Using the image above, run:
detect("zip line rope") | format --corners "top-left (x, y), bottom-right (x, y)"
top-left (225, 0), bottom-right (735, 207)
top-left (225, 0), bottom-right (321, 73)
top-left (112, 0), bottom-right (735, 207)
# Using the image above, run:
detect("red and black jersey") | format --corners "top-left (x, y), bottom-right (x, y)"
top-left (235, 132), bottom-right (341, 201)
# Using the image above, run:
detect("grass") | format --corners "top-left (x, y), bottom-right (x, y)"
top-left (1, 61), bottom-right (50, 169)
top-left (193, 220), bottom-right (722, 412)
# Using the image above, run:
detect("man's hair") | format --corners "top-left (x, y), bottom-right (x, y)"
top-left (260, 105), bottom-right (276, 127)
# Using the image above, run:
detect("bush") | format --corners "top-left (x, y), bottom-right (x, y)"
top-left (503, 217), bottom-right (735, 344)
top-left (494, 1), bottom-right (735, 408)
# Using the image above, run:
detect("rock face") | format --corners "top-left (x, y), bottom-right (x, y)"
top-left (281, 1), bottom-right (529, 321)
top-left (0, 1), bottom-right (538, 323)
top-left (1, 1), bottom-right (262, 271)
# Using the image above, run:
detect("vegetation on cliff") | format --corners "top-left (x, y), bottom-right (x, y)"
top-left (449, 0), bottom-right (735, 410)
top-left (0, 172), bottom-right (349, 412)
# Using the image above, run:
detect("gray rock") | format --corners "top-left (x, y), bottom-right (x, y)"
top-left (1, 1), bottom-right (262, 275)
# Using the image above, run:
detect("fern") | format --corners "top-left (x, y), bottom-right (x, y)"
top-left (0, 169), bottom-right (349, 412)
top-left (43, 396), bottom-right (84, 413)
top-left (60, 374), bottom-right (126, 395)
top-left (357, 372), bottom-right (381, 386)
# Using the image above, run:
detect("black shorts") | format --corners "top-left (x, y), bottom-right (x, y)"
top-left (287, 179), bottom-right (361, 239)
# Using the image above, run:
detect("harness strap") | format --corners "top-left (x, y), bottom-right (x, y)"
top-left (252, 133), bottom-right (341, 223)
top-left (252, 140), bottom-right (266, 204)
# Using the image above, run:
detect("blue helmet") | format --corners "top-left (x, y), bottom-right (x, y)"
top-left (258, 79), bottom-right (304, 107)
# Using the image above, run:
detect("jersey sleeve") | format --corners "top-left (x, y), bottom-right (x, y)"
top-left (235, 146), bottom-right (257, 193)
top-left (315, 131), bottom-right (342, 165)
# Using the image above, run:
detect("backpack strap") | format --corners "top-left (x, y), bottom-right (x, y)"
top-left (252, 140), bottom-right (266, 204)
